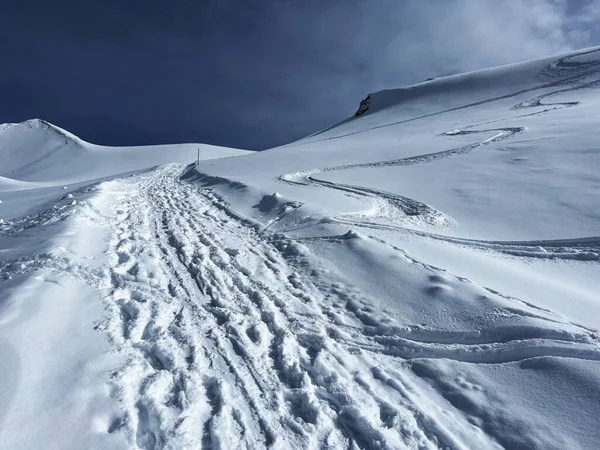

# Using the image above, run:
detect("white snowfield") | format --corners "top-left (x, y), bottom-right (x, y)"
top-left (1, 47), bottom-right (600, 450)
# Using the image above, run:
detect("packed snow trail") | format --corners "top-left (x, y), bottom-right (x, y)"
top-left (82, 164), bottom-right (599, 449)
top-left (277, 48), bottom-right (600, 259)
top-left (102, 165), bottom-right (463, 449)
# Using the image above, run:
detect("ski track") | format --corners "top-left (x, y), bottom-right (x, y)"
top-left (277, 49), bottom-right (600, 262)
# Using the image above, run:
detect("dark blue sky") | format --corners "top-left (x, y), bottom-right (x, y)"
top-left (1, 0), bottom-right (598, 149)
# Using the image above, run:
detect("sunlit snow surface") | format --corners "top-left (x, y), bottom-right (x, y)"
top-left (1, 47), bottom-right (600, 449)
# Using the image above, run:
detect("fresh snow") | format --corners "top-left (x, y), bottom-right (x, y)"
top-left (1, 46), bottom-right (600, 449)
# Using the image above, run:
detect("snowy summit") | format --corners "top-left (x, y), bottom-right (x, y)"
top-left (1, 46), bottom-right (600, 449)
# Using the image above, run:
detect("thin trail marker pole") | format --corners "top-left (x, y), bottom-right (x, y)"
top-left (197, 148), bottom-right (200, 165)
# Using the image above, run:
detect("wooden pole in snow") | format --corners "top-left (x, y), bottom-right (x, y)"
top-left (197, 148), bottom-right (200, 165)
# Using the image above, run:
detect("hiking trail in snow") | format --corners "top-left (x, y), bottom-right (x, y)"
top-left (76, 164), bottom-right (598, 449)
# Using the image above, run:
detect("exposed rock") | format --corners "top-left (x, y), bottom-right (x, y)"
top-left (354, 94), bottom-right (371, 117)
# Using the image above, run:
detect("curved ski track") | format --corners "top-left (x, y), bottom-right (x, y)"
top-left (278, 49), bottom-right (600, 262)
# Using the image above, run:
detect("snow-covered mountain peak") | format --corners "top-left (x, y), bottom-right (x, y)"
top-left (1, 118), bottom-right (81, 142)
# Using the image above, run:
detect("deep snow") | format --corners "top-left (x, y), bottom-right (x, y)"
top-left (1, 46), bottom-right (600, 449)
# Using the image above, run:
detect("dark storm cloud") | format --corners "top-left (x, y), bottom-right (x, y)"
top-left (0, 0), bottom-right (598, 149)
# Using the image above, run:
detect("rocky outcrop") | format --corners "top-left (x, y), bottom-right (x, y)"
top-left (354, 94), bottom-right (371, 117)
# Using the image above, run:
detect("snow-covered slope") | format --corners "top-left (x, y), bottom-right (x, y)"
top-left (1, 47), bottom-right (600, 449)
top-left (0, 119), bottom-right (249, 186)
